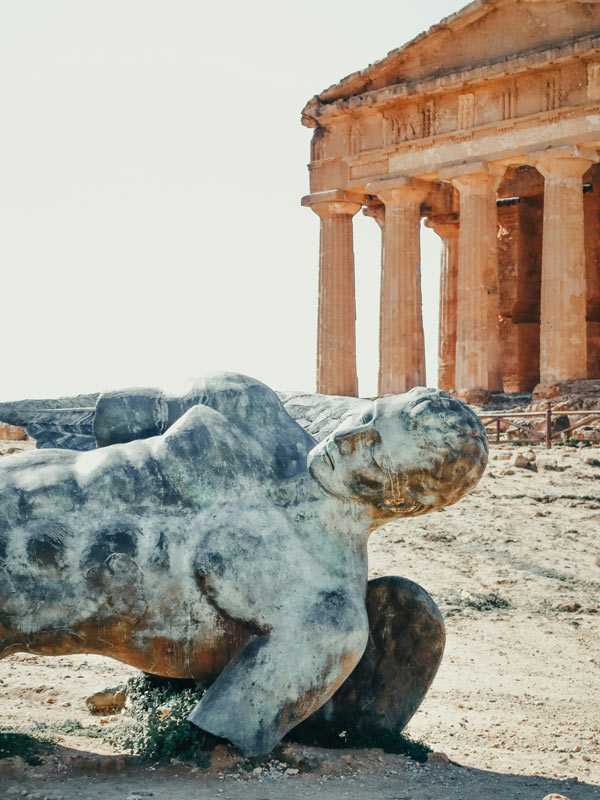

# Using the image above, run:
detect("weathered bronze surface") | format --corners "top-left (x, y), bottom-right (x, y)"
top-left (0, 373), bottom-right (487, 755)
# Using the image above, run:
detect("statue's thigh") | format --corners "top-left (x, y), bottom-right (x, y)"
top-left (297, 576), bottom-right (445, 737)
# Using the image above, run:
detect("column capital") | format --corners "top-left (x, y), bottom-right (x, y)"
top-left (530, 146), bottom-right (599, 180)
top-left (302, 189), bottom-right (364, 208)
top-left (447, 162), bottom-right (506, 194)
top-left (310, 200), bottom-right (362, 219)
top-left (363, 203), bottom-right (385, 228)
top-left (366, 177), bottom-right (429, 207)
top-left (425, 214), bottom-right (459, 240)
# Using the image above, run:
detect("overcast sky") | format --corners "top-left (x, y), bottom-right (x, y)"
top-left (1, 0), bottom-right (465, 400)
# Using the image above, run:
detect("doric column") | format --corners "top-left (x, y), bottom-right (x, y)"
top-left (375, 183), bottom-right (427, 396)
top-left (311, 200), bottom-right (362, 396)
top-left (451, 165), bottom-right (505, 402)
top-left (584, 165), bottom-right (600, 379)
top-left (426, 216), bottom-right (459, 393)
top-left (533, 148), bottom-right (597, 384)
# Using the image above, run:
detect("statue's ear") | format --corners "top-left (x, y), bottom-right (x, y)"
top-left (93, 388), bottom-right (168, 447)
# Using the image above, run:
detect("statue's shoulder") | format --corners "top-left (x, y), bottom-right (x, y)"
top-left (183, 372), bottom-right (282, 412)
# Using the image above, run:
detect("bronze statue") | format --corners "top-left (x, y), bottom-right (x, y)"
top-left (0, 373), bottom-right (487, 755)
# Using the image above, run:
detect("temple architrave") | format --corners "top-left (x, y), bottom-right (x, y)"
top-left (301, 0), bottom-right (600, 402)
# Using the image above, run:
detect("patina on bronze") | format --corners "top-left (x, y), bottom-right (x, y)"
top-left (0, 373), bottom-right (487, 756)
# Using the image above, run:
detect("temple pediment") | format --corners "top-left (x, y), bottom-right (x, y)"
top-left (303, 0), bottom-right (600, 117)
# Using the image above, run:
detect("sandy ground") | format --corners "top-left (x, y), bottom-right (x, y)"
top-left (0, 439), bottom-right (598, 799)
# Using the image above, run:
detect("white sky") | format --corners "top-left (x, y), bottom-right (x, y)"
top-left (0, 0), bottom-right (465, 401)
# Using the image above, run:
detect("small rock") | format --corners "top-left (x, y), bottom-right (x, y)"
top-left (85, 686), bottom-right (127, 714)
top-left (542, 795), bottom-right (572, 800)
top-left (584, 456), bottom-right (600, 467)
top-left (6, 788), bottom-right (22, 796)
top-left (428, 751), bottom-right (449, 765)
top-left (511, 452), bottom-right (536, 470)
top-left (556, 602), bottom-right (581, 612)
top-left (252, 766), bottom-right (263, 775)
top-left (286, 767), bottom-right (299, 776)
top-left (209, 744), bottom-right (241, 772)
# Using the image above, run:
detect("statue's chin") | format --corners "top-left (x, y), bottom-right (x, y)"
top-left (307, 450), bottom-right (336, 498)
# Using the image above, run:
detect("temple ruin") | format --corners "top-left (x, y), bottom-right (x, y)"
top-left (301, 0), bottom-right (600, 401)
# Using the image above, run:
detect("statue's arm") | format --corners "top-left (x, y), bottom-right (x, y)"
top-left (188, 598), bottom-right (368, 756)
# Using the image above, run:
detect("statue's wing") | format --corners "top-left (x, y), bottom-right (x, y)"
top-left (0, 393), bottom-right (99, 450)
top-left (276, 391), bottom-right (367, 442)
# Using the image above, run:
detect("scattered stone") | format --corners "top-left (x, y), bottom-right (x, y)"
top-left (251, 766), bottom-right (263, 775)
top-left (209, 743), bottom-right (241, 772)
top-left (584, 456), bottom-right (600, 467)
top-left (286, 767), bottom-right (299, 775)
top-left (427, 751), bottom-right (449, 765)
top-left (511, 451), bottom-right (537, 470)
top-left (556, 602), bottom-right (581, 612)
top-left (542, 795), bottom-right (572, 800)
top-left (85, 686), bottom-right (127, 714)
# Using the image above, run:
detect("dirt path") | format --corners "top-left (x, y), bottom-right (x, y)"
top-left (0, 442), bottom-right (599, 799)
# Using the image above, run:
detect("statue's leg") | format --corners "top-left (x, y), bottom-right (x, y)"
top-left (188, 605), bottom-right (368, 757)
top-left (291, 576), bottom-right (445, 742)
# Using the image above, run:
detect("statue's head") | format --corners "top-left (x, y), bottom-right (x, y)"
top-left (307, 388), bottom-right (488, 521)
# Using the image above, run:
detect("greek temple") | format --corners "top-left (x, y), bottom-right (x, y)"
top-left (301, 0), bottom-right (600, 401)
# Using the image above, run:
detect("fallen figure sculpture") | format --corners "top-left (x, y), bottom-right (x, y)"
top-left (0, 373), bottom-right (487, 755)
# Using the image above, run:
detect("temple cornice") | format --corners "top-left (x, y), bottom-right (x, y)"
top-left (302, 33), bottom-right (600, 124)
top-left (302, 0), bottom-right (600, 398)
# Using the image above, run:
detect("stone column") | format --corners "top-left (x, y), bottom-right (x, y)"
top-left (584, 165), bottom-right (600, 379)
top-left (451, 165), bottom-right (505, 402)
top-left (534, 149), bottom-right (597, 384)
top-left (375, 184), bottom-right (427, 396)
top-left (311, 200), bottom-right (362, 396)
top-left (426, 216), bottom-right (459, 393)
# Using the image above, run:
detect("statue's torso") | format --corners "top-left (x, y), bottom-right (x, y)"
top-left (0, 404), bottom-right (368, 678)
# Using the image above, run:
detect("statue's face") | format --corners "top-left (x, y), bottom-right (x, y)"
top-left (307, 390), bottom-right (487, 520)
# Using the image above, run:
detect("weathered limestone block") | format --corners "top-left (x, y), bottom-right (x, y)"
top-left (0, 373), bottom-right (487, 756)
top-left (0, 423), bottom-right (27, 442)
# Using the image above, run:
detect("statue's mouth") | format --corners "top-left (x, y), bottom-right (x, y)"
top-left (381, 497), bottom-right (424, 515)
